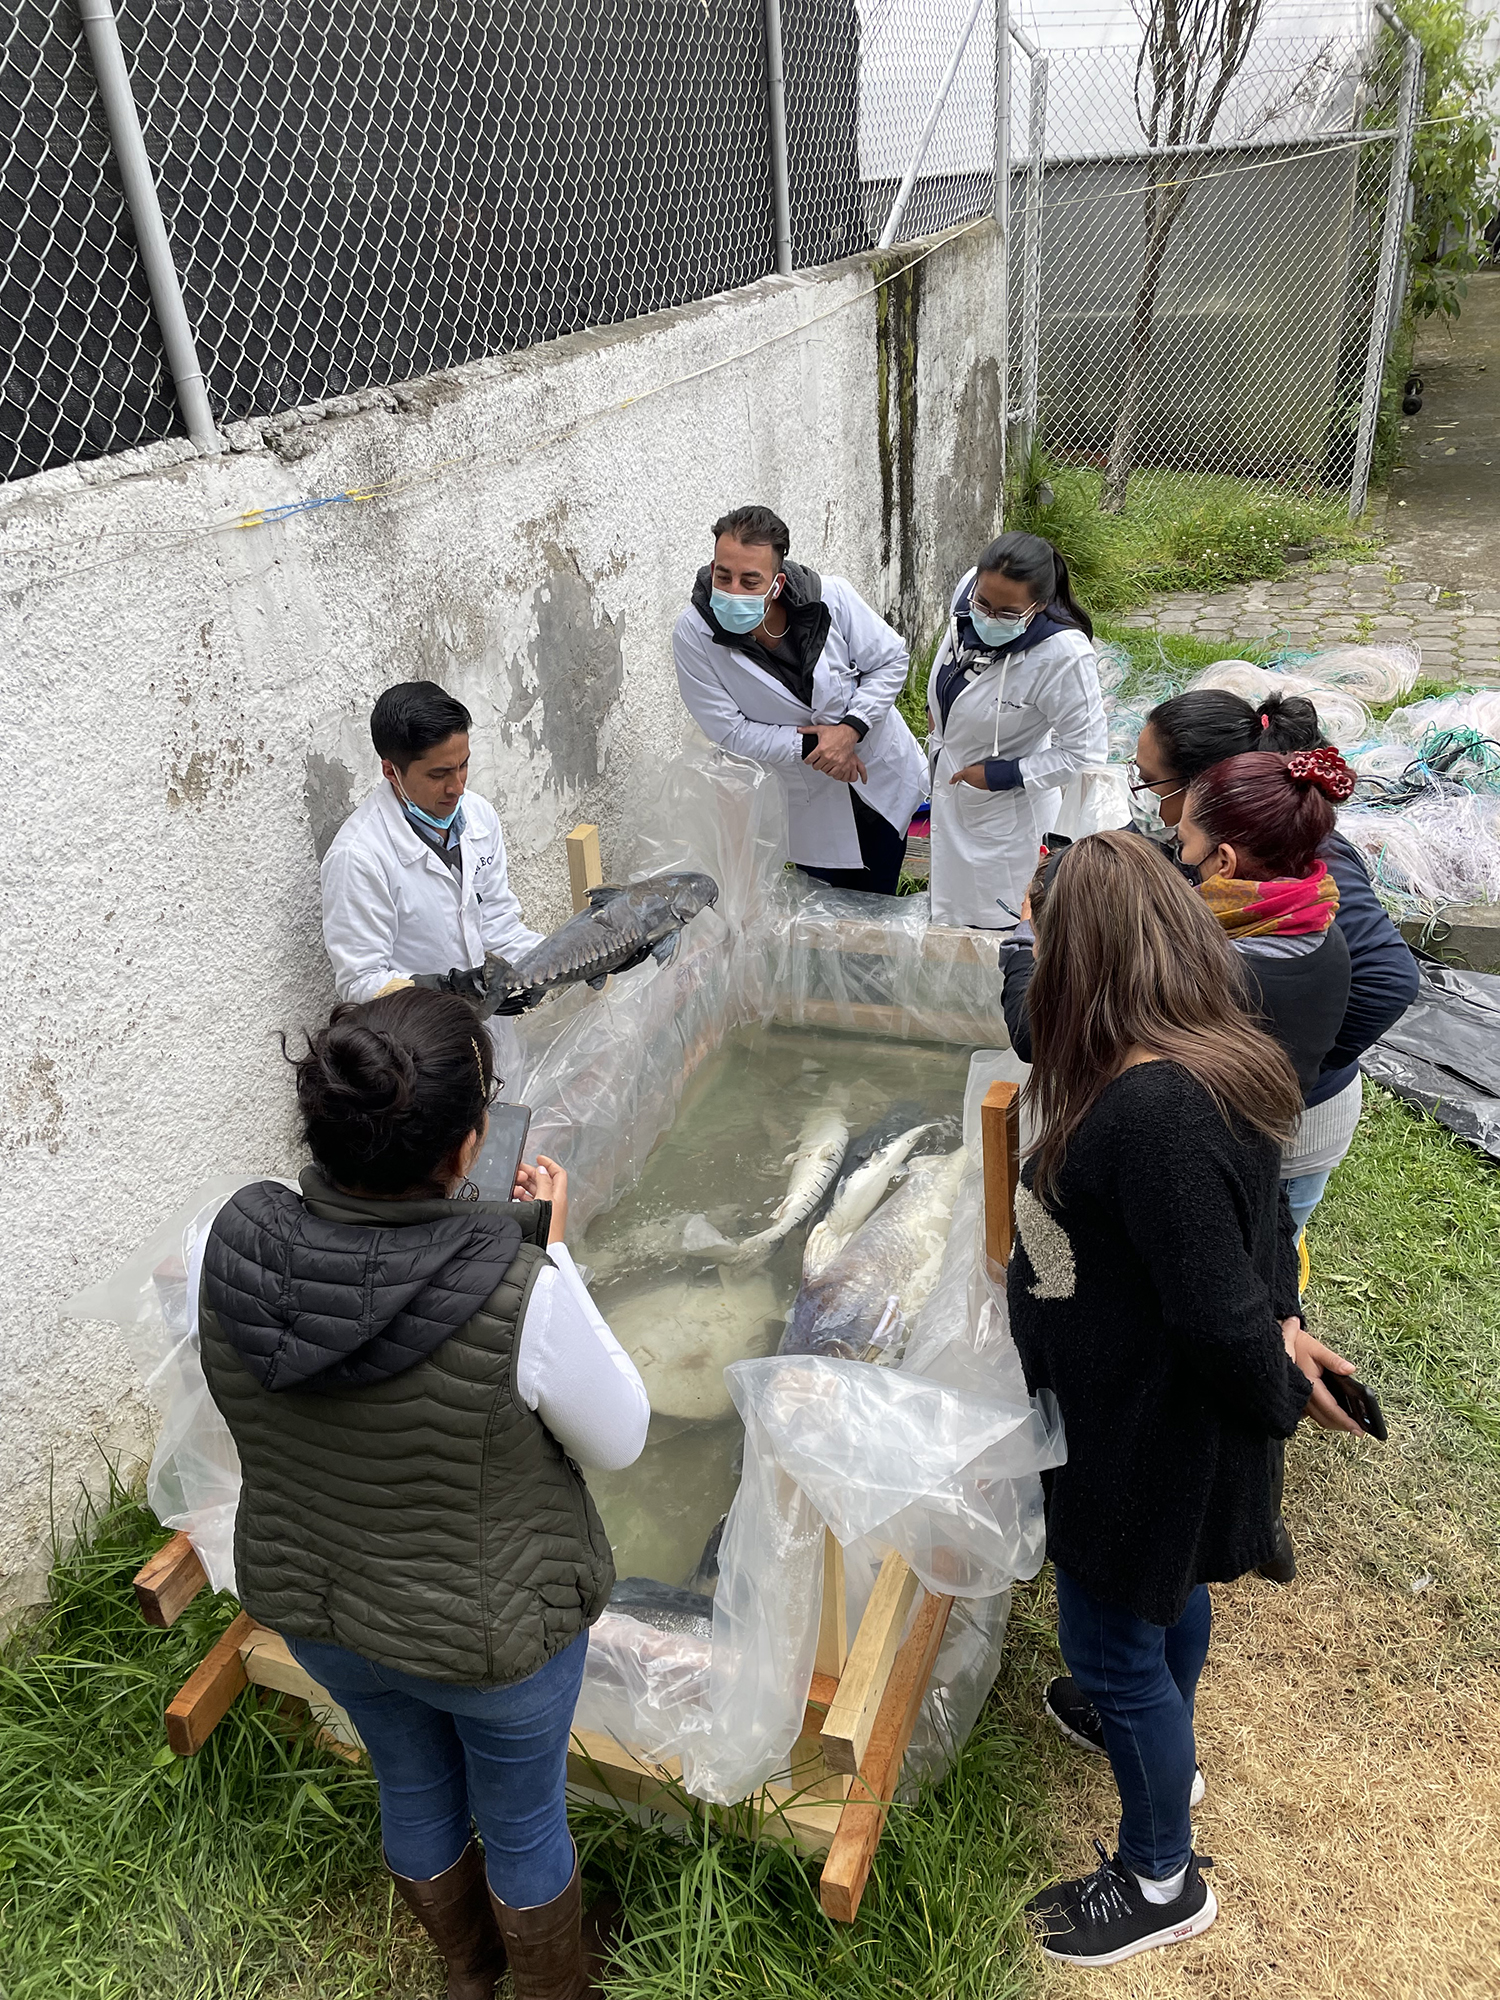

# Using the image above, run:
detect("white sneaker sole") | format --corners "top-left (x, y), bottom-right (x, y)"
top-left (1043, 1886), bottom-right (1219, 1966)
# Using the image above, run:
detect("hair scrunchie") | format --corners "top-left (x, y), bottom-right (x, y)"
top-left (1286, 745), bottom-right (1356, 803)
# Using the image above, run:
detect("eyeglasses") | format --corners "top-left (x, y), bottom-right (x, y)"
top-left (1126, 759), bottom-right (1184, 804)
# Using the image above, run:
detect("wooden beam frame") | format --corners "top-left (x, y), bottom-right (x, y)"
top-left (146, 1011), bottom-right (1026, 1921)
top-left (133, 1531), bottom-right (207, 1628)
top-left (565, 823), bottom-right (604, 912)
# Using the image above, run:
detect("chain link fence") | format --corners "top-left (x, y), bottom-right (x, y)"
top-left (3, 0), bottom-right (1006, 486)
top-left (1006, 26), bottom-right (1421, 518)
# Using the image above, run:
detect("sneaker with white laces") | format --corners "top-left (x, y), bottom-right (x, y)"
top-left (1026, 1839), bottom-right (1217, 1966)
top-left (1042, 1679), bottom-right (1206, 1806)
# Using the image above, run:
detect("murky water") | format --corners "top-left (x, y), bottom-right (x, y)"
top-left (580, 1022), bottom-right (969, 1588)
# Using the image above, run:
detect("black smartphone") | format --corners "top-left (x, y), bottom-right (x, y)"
top-left (471, 1100), bottom-right (532, 1201)
top-left (1320, 1371), bottom-right (1387, 1442)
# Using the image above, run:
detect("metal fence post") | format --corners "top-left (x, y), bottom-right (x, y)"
top-left (1347, 21), bottom-right (1420, 518)
top-left (1017, 45), bottom-right (1047, 473)
top-left (762, 0), bottom-right (793, 276)
top-left (879, 0), bottom-right (991, 249)
top-left (77, 0), bottom-right (218, 455)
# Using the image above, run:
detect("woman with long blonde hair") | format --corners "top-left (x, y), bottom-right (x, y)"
top-left (1009, 830), bottom-right (1353, 1968)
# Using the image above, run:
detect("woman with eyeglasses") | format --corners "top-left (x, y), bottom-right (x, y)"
top-left (925, 531), bottom-right (1108, 929)
top-left (197, 986), bottom-right (650, 2000)
top-left (1129, 690), bottom-right (1417, 1245)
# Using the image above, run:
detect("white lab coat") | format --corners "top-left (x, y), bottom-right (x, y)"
top-left (672, 575), bottom-right (928, 870)
top-left (925, 576), bottom-right (1108, 929)
top-left (320, 783), bottom-right (543, 1002)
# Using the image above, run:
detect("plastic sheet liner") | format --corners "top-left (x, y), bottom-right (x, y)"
top-left (62, 1177), bottom-right (281, 1593)
top-left (574, 1051), bottom-right (1063, 1807)
top-left (1360, 959), bottom-right (1500, 1160)
top-left (70, 747), bottom-right (1058, 1809)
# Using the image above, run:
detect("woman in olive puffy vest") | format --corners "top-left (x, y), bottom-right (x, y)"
top-left (199, 987), bottom-right (649, 2000)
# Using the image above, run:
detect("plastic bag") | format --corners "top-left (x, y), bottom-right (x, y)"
top-left (1360, 959), bottom-right (1500, 1160)
top-left (1050, 765), bottom-right (1133, 841)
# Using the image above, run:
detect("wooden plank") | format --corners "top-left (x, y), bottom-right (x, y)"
top-left (814, 1529), bottom-right (847, 1680)
top-left (981, 1079), bottom-right (1021, 1275)
top-left (819, 1587), bottom-right (955, 1923)
top-left (133, 1532), bottom-right (208, 1628)
top-left (565, 823), bottom-right (603, 913)
top-left (819, 1553), bottom-right (921, 1776)
top-left (772, 999), bottom-right (1008, 1045)
top-left (239, 1627), bottom-right (365, 1754)
top-left (165, 1610), bottom-right (256, 1755)
top-left (567, 1729), bottom-right (848, 1857)
top-left (789, 917), bottom-right (1004, 968)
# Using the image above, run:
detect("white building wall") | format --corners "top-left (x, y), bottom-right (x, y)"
top-left (0, 221), bottom-right (1005, 1625)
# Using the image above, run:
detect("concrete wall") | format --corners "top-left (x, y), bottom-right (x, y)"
top-left (0, 219), bottom-right (1005, 1624)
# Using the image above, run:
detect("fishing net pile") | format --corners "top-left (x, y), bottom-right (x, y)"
top-left (1095, 637), bottom-right (1500, 921)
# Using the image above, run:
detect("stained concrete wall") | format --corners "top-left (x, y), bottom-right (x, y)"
top-left (0, 220), bottom-right (1005, 1624)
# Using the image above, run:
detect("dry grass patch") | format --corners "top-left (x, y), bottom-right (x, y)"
top-left (1023, 1406), bottom-right (1500, 2000)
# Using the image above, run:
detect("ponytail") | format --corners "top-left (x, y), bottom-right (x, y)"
top-left (973, 531), bottom-right (1093, 641)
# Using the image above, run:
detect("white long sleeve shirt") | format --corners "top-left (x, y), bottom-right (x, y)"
top-left (320, 782), bottom-right (543, 1002)
top-left (517, 1243), bottom-right (651, 1469)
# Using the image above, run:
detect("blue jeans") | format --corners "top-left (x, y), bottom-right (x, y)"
top-left (287, 1630), bottom-right (588, 1906)
top-left (1054, 1568), bottom-right (1212, 1880)
top-left (1282, 1168), bottom-right (1333, 1240)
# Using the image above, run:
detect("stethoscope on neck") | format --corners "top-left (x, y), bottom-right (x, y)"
top-left (945, 608), bottom-right (1015, 760)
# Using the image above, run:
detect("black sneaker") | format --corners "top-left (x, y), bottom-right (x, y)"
top-left (1044, 1677), bottom-right (1107, 1753)
top-left (1043, 1679), bottom-right (1207, 1805)
top-left (1026, 1839), bottom-right (1217, 1965)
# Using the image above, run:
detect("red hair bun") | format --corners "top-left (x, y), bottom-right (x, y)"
top-left (1286, 746), bottom-right (1355, 803)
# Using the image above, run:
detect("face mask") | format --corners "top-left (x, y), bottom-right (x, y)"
top-left (711, 578), bottom-right (779, 635)
top-left (970, 604), bottom-right (1034, 648)
top-left (1128, 790), bottom-right (1172, 840)
top-left (394, 773), bottom-right (465, 833)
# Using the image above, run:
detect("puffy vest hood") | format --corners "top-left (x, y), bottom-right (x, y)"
top-left (203, 1171), bottom-right (543, 1392)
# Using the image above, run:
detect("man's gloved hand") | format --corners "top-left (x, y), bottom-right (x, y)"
top-left (410, 966), bottom-right (488, 1009)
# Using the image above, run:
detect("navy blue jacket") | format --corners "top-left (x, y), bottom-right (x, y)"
top-left (1000, 830), bottom-right (1418, 1108)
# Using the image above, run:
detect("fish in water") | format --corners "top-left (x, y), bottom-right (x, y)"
top-left (480, 871), bottom-right (719, 1014)
top-left (683, 1091), bottom-right (851, 1269)
top-left (685, 1514), bottom-right (727, 1596)
top-left (607, 1268), bottom-right (782, 1421)
top-left (609, 1576), bottom-right (715, 1642)
top-left (802, 1110), bottom-right (960, 1280)
top-left (782, 1147), bottom-right (967, 1360)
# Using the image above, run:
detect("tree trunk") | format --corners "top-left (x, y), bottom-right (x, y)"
top-left (1099, 187), bottom-right (1185, 513)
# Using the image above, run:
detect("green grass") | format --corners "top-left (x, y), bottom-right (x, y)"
top-left (4, 1090), bottom-right (1496, 1998)
top-left (1008, 462), bottom-right (1373, 615)
top-left (1309, 1086), bottom-right (1500, 1452)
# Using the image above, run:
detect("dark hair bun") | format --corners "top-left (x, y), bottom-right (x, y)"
top-left (308, 1022), bottom-right (418, 1120)
top-left (287, 988), bottom-right (491, 1197)
top-left (1286, 745), bottom-right (1356, 802)
top-left (1256, 691), bottom-right (1326, 752)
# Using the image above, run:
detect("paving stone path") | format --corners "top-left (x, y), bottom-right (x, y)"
top-left (1115, 559), bottom-right (1500, 685)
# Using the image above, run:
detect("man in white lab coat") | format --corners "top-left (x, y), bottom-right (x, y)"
top-left (320, 681), bottom-right (542, 1005)
top-left (672, 505), bottom-right (926, 894)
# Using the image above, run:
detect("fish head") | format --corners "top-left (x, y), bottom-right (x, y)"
top-left (660, 871), bottom-right (720, 920)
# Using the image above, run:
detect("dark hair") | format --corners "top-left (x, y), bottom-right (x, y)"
top-left (1184, 750), bottom-right (1345, 880)
top-left (973, 530), bottom-right (1094, 640)
top-left (287, 988), bottom-right (493, 1197)
top-left (1145, 688), bottom-right (1326, 783)
top-left (712, 505), bottom-right (790, 567)
top-left (1026, 830), bottom-right (1301, 1198)
top-left (370, 682), bottom-right (472, 769)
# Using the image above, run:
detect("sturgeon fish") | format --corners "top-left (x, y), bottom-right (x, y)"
top-left (781, 1146), bottom-right (967, 1360)
top-left (607, 1267), bottom-right (783, 1421)
top-left (480, 870), bottom-right (719, 1013)
top-left (608, 1576), bottom-right (715, 1641)
top-left (682, 1092), bottom-right (851, 1269)
top-left (802, 1111), bottom-right (959, 1281)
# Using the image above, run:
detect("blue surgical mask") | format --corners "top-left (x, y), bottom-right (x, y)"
top-left (970, 604), bottom-right (1035, 649)
top-left (711, 578), bottom-right (779, 635)
top-left (395, 774), bottom-right (465, 833)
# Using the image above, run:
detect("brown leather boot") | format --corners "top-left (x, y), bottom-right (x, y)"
top-left (488, 1848), bottom-right (613, 2000)
top-left (389, 1840), bottom-right (508, 2000)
